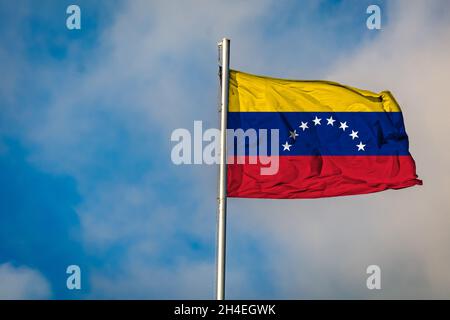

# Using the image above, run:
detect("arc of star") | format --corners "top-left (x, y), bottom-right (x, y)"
top-left (289, 130), bottom-right (299, 140)
top-left (312, 116), bottom-right (322, 126)
top-left (282, 141), bottom-right (292, 151)
top-left (356, 141), bottom-right (366, 151)
top-left (299, 121), bottom-right (309, 131)
top-left (339, 121), bottom-right (349, 131)
top-left (326, 116), bottom-right (336, 126)
top-left (349, 130), bottom-right (359, 140)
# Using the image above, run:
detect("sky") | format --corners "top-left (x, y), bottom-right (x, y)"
top-left (0, 0), bottom-right (450, 299)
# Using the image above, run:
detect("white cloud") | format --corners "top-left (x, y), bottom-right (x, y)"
top-left (90, 260), bottom-right (214, 299)
top-left (0, 263), bottom-right (51, 299)
top-left (228, 0), bottom-right (450, 298)
top-left (3, 0), bottom-right (450, 299)
top-left (20, 0), bottom-right (279, 298)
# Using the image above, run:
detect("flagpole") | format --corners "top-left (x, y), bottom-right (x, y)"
top-left (216, 38), bottom-right (230, 300)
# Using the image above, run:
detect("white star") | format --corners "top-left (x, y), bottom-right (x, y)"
top-left (289, 130), bottom-right (299, 140)
top-left (282, 141), bottom-right (292, 151)
top-left (356, 141), bottom-right (366, 151)
top-left (349, 130), bottom-right (359, 140)
top-left (339, 121), bottom-right (349, 131)
top-left (326, 116), bottom-right (336, 126)
top-left (312, 116), bottom-right (322, 126)
top-left (299, 121), bottom-right (309, 131)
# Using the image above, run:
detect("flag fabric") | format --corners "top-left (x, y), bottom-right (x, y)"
top-left (227, 70), bottom-right (422, 199)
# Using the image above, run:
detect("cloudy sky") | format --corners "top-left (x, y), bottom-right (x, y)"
top-left (0, 0), bottom-right (449, 299)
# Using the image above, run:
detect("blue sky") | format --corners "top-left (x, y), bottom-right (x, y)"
top-left (1, 0), bottom-right (450, 299)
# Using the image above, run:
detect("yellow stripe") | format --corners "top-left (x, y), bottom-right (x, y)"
top-left (229, 70), bottom-right (401, 112)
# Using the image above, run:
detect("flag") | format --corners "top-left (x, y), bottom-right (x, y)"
top-left (227, 70), bottom-right (422, 199)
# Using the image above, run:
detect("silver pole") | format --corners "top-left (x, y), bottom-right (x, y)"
top-left (216, 38), bottom-right (230, 300)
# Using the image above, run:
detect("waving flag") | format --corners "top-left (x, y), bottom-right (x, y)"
top-left (227, 70), bottom-right (422, 199)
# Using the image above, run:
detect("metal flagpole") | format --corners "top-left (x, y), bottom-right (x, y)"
top-left (216, 38), bottom-right (230, 300)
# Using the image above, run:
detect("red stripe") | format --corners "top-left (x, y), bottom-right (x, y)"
top-left (227, 155), bottom-right (422, 199)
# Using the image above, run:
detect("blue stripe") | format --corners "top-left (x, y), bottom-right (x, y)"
top-left (227, 112), bottom-right (411, 156)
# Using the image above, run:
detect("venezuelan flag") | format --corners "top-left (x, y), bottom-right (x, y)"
top-left (227, 70), bottom-right (422, 199)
